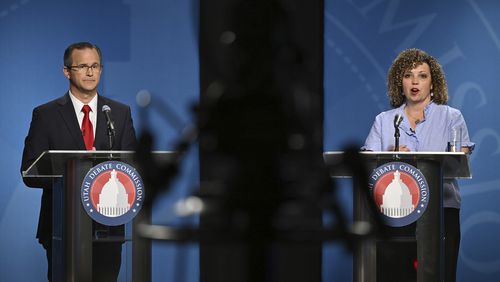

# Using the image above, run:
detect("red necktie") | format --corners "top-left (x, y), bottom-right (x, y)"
top-left (81, 105), bottom-right (94, 150)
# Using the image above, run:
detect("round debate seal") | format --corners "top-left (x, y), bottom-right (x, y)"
top-left (368, 162), bottom-right (429, 227)
top-left (81, 161), bottom-right (144, 226)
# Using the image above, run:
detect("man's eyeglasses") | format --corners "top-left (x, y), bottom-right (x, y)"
top-left (66, 64), bottom-right (102, 72)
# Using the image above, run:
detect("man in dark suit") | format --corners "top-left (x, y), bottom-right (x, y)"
top-left (21, 42), bottom-right (137, 281)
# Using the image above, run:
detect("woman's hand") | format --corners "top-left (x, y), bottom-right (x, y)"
top-left (388, 145), bottom-right (411, 152)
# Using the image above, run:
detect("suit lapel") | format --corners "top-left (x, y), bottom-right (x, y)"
top-left (57, 93), bottom-right (86, 150)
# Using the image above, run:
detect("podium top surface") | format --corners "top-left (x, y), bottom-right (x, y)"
top-left (323, 151), bottom-right (471, 179)
top-left (23, 150), bottom-right (177, 178)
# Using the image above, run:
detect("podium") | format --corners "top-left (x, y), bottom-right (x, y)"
top-left (22, 150), bottom-right (176, 282)
top-left (323, 151), bottom-right (471, 282)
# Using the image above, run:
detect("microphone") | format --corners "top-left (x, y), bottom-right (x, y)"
top-left (394, 114), bottom-right (403, 127)
top-left (393, 114), bottom-right (403, 152)
top-left (102, 105), bottom-right (115, 149)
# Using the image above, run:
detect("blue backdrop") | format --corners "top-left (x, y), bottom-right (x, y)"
top-left (0, 0), bottom-right (199, 281)
top-left (324, 1), bottom-right (500, 282)
top-left (1, 0), bottom-right (500, 281)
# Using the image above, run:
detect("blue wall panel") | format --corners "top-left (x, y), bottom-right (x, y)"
top-left (324, 1), bottom-right (500, 281)
top-left (0, 0), bottom-right (199, 281)
top-left (2, 0), bottom-right (500, 281)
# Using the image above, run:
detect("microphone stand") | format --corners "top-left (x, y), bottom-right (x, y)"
top-left (394, 115), bottom-right (402, 152)
top-left (394, 127), bottom-right (400, 152)
top-left (107, 129), bottom-right (114, 150)
top-left (106, 125), bottom-right (115, 159)
top-left (102, 105), bottom-right (116, 157)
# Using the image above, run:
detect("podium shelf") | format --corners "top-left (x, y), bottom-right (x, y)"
top-left (323, 151), bottom-right (471, 179)
top-left (22, 150), bottom-right (177, 178)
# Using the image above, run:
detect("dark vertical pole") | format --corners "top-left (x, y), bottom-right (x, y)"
top-left (52, 178), bottom-right (64, 282)
top-left (53, 159), bottom-right (93, 282)
top-left (353, 173), bottom-right (377, 282)
top-left (416, 160), bottom-right (444, 282)
top-left (199, 0), bottom-right (324, 281)
top-left (132, 206), bottom-right (151, 282)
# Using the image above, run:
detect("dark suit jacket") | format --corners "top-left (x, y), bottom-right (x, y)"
top-left (21, 93), bottom-right (137, 246)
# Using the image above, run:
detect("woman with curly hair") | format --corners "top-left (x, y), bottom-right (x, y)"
top-left (362, 48), bottom-right (474, 281)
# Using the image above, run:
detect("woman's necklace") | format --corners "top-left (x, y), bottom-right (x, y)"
top-left (405, 107), bottom-right (424, 125)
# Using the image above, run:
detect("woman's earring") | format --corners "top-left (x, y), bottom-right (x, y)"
top-left (430, 92), bottom-right (434, 97)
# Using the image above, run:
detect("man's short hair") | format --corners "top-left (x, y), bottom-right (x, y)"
top-left (63, 42), bottom-right (102, 67)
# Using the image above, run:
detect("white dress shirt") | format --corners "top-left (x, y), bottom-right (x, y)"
top-left (68, 90), bottom-right (98, 138)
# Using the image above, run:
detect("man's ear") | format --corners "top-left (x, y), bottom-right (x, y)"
top-left (63, 67), bottom-right (71, 79)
